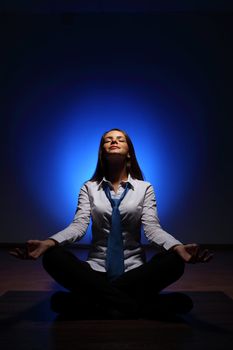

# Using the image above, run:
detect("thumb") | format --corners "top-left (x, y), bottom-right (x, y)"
top-left (176, 246), bottom-right (192, 263)
top-left (27, 240), bottom-right (41, 245)
top-left (28, 247), bottom-right (43, 259)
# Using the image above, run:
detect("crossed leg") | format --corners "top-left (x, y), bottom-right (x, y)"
top-left (42, 246), bottom-right (192, 318)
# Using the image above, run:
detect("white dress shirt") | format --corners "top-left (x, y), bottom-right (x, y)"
top-left (49, 174), bottom-right (182, 272)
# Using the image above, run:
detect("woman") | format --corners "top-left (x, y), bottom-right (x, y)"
top-left (10, 128), bottom-right (213, 319)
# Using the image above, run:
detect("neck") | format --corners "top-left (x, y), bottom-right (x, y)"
top-left (105, 159), bottom-right (128, 184)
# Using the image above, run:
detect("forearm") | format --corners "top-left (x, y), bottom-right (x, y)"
top-left (144, 225), bottom-right (183, 250)
top-left (48, 222), bottom-right (86, 245)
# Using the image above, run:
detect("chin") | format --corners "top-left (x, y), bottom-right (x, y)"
top-left (105, 153), bottom-right (125, 160)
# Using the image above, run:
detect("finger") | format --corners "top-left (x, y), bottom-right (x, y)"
top-left (9, 250), bottom-right (21, 258)
top-left (183, 253), bottom-right (192, 263)
top-left (188, 246), bottom-right (200, 263)
top-left (15, 247), bottom-right (26, 256)
top-left (28, 249), bottom-right (41, 260)
top-left (194, 249), bottom-right (214, 263)
top-left (198, 249), bottom-right (209, 261)
top-left (202, 252), bottom-right (214, 263)
top-left (184, 244), bottom-right (200, 258)
top-left (28, 255), bottom-right (38, 260)
top-left (182, 251), bottom-right (194, 263)
top-left (18, 247), bottom-right (33, 259)
top-left (27, 250), bottom-right (37, 259)
top-left (174, 246), bottom-right (191, 263)
top-left (189, 254), bottom-right (197, 264)
top-left (198, 249), bottom-right (213, 262)
top-left (27, 240), bottom-right (40, 246)
top-left (191, 249), bottom-right (199, 262)
top-left (9, 248), bottom-right (26, 259)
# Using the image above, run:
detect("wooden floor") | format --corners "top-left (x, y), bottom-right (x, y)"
top-left (0, 247), bottom-right (233, 350)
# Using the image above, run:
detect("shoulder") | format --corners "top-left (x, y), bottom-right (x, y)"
top-left (131, 178), bottom-right (153, 189)
top-left (80, 180), bottom-right (99, 192)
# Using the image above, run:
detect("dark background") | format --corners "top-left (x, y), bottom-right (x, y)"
top-left (1, 1), bottom-right (233, 244)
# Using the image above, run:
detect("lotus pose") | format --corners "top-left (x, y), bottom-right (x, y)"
top-left (10, 128), bottom-right (213, 319)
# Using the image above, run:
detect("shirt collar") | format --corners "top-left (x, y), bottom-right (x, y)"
top-left (97, 173), bottom-right (135, 191)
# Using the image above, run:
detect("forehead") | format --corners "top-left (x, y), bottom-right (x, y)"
top-left (104, 130), bottom-right (126, 139)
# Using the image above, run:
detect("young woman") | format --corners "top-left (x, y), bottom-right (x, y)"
top-left (10, 128), bottom-right (213, 319)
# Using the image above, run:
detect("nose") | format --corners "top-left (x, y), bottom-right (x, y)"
top-left (111, 139), bottom-right (118, 144)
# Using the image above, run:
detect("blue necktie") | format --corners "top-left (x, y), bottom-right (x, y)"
top-left (103, 182), bottom-right (130, 281)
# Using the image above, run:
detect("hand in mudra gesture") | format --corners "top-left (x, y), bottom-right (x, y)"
top-left (173, 243), bottom-right (214, 264)
top-left (9, 239), bottom-right (56, 260)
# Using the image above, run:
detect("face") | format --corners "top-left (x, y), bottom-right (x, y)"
top-left (102, 130), bottom-right (130, 159)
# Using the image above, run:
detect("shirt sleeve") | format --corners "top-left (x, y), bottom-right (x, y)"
top-left (48, 183), bottom-right (91, 245)
top-left (141, 184), bottom-right (182, 250)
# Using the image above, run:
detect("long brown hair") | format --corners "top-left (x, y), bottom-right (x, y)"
top-left (88, 128), bottom-right (145, 183)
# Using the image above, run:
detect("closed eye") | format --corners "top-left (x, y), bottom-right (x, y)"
top-left (104, 138), bottom-right (126, 143)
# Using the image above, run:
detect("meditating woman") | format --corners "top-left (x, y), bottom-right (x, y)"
top-left (10, 128), bottom-right (213, 319)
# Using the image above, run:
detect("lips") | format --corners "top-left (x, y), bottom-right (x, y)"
top-left (109, 146), bottom-right (120, 149)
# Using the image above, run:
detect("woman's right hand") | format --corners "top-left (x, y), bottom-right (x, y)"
top-left (9, 239), bottom-right (57, 260)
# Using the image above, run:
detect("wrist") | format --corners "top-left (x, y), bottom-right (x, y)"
top-left (45, 239), bottom-right (58, 247)
top-left (171, 244), bottom-right (183, 252)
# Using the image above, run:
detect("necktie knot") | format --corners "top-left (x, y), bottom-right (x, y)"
top-left (112, 198), bottom-right (120, 208)
top-left (104, 182), bottom-right (129, 207)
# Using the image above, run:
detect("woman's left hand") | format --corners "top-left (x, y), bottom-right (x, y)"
top-left (172, 244), bottom-right (214, 263)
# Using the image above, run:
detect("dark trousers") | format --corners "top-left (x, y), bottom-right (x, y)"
top-left (42, 245), bottom-right (186, 315)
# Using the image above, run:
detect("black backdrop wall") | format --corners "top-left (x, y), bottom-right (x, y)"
top-left (1, 9), bottom-right (233, 244)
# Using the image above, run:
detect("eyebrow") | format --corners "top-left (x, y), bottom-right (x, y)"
top-left (104, 135), bottom-right (126, 139)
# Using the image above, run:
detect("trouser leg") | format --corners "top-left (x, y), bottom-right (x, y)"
top-left (42, 245), bottom-right (138, 315)
top-left (112, 251), bottom-right (192, 312)
top-left (111, 249), bottom-right (185, 296)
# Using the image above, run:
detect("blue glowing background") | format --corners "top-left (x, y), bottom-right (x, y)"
top-left (12, 84), bottom-right (206, 243)
top-left (1, 12), bottom-right (233, 244)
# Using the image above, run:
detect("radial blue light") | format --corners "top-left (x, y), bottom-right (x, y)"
top-left (13, 84), bottom-right (206, 243)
